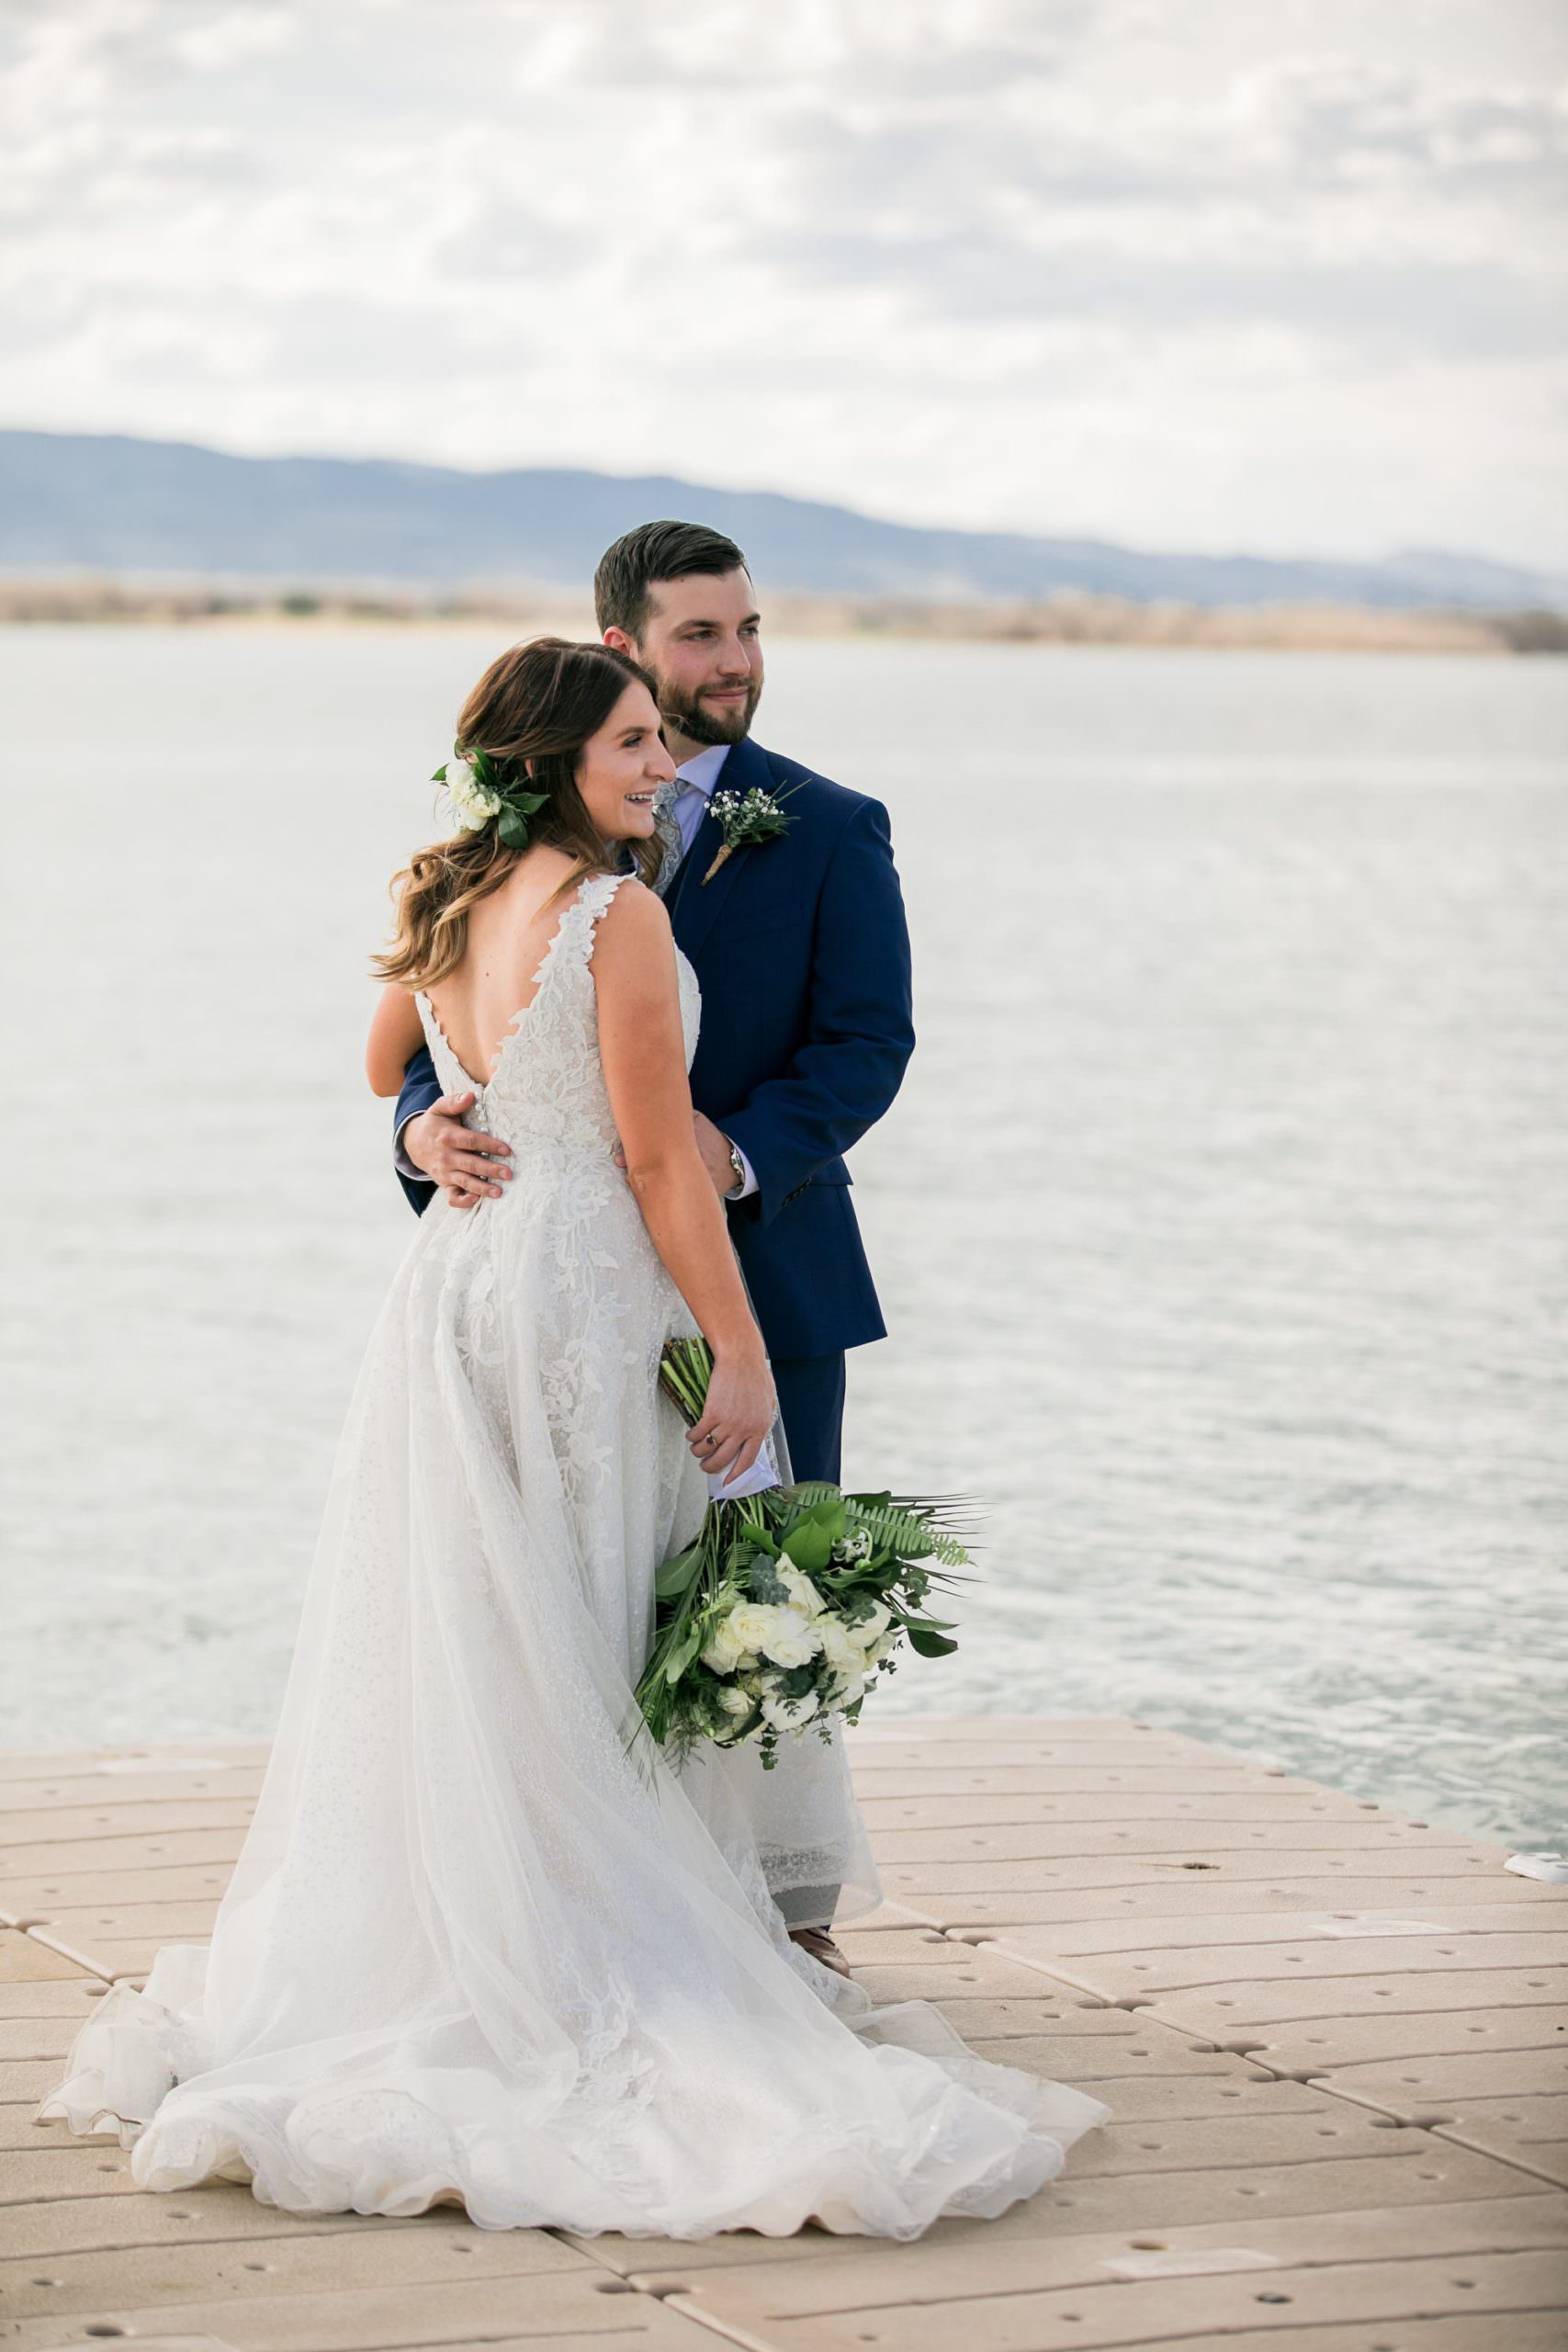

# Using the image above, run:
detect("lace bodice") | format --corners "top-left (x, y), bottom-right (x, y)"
top-left (416, 872), bottom-right (700, 1166)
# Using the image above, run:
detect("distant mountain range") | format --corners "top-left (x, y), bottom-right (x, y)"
top-left (3, 430), bottom-right (1564, 613)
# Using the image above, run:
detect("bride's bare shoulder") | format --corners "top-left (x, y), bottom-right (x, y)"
top-left (592, 874), bottom-right (675, 986)
top-left (596, 872), bottom-right (671, 938)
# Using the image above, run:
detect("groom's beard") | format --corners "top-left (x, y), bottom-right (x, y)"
top-left (657, 674), bottom-right (761, 748)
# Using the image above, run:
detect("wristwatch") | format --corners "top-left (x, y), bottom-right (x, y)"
top-left (723, 1136), bottom-right (747, 1198)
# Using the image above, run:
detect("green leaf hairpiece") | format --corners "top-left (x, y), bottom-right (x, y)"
top-left (433, 743), bottom-right (549, 848)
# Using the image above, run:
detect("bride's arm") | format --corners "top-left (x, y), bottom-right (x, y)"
top-left (594, 881), bottom-right (775, 1478)
top-left (367, 985), bottom-right (426, 1097)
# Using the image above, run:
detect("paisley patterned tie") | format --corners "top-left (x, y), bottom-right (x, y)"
top-left (612, 779), bottom-right (686, 897)
top-left (649, 780), bottom-right (686, 899)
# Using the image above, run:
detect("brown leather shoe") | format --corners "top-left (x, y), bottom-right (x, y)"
top-left (788, 1925), bottom-right (852, 1978)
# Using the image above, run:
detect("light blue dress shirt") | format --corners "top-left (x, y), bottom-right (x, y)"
top-left (669, 741), bottom-right (730, 855)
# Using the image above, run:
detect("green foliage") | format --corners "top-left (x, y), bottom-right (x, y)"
top-left (626, 1378), bottom-right (984, 1777)
top-left (780, 1517), bottom-right (833, 1573)
top-left (654, 1543), bottom-right (702, 1600)
top-left (852, 1494), bottom-right (973, 1568)
top-left (434, 744), bottom-right (552, 854)
top-left (906, 1624), bottom-right (959, 1657)
top-left (663, 1627), bottom-right (704, 1684)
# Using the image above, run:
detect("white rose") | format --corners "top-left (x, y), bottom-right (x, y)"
top-left (847, 1601), bottom-right (891, 1649)
top-left (756, 1607), bottom-right (824, 1671)
top-left (826, 1670), bottom-right (866, 1708)
top-left (446, 755), bottom-right (502, 831)
top-left (866, 1630), bottom-right (898, 1664)
top-left (716, 1684), bottom-right (755, 1718)
top-left (818, 1618), bottom-right (866, 1677)
top-left (726, 1602), bottom-right (777, 1656)
top-left (701, 1617), bottom-right (750, 1674)
top-left (761, 1686), bottom-right (819, 1730)
top-left (778, 1566), bottom-right (827, 1619)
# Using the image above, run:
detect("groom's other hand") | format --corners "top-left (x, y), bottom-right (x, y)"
top-left (614, 1112), bottom-right (740, 1198)
top-left (692, 1111), bottom-right (743, 1196)
top-left (402, 1090), bottom-right (513, 1209)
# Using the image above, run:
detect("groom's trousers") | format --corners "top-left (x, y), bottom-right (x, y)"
top-left (771, 1352), bottom-right (846, 1486)
top-left (769, 1350), bottom-right (848, 1932)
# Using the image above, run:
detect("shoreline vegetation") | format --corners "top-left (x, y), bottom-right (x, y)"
top-left (1, 576), bottom-right (1564, 654)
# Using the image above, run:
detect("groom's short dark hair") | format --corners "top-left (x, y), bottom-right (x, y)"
top-left (594, 520), bottom-right (749, 640)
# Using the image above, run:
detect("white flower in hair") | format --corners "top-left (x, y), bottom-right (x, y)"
top-left (444, 753), bottom-right (503, 832)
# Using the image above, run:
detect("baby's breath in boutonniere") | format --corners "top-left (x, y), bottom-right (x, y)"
top-left (702, 783), bottom-right (799, 885)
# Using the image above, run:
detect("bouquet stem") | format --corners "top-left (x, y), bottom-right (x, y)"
top-left (659, 1335), bottom-right (726, 1430)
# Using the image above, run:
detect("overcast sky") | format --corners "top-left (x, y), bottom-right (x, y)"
top-left (4, 0), bottom-right (1565, 566)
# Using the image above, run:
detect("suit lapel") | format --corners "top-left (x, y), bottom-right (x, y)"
top-left (670, 806), bottom-right (747, 959)
top-left (668, 737), bottom-right (774, 962)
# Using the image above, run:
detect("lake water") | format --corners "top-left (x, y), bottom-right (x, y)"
top-left (3, 627), bottom-right (1564, 1847)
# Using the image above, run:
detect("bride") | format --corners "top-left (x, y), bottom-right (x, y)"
top-left (36, 637), bottom-right (1106, 2237)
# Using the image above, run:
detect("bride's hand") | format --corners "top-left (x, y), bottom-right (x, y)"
top-left (688, 1346), bottom-right (777, 1479)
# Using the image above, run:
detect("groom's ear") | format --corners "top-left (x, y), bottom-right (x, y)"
top-left (602, 625), bottom-right (636, 658)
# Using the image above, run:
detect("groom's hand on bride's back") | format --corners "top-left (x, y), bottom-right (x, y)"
top-left (402, 1089), bottom-right (513, 1210)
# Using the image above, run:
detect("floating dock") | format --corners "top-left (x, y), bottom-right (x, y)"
top-left (3, 1715), bottom-right (1565, 2348)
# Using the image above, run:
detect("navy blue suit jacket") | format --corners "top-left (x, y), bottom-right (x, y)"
top-left (393, 733), bottom-right (915, 1360)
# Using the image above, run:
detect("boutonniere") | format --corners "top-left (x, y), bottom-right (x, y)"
top-left (702, 783), bottom-right (800, 885)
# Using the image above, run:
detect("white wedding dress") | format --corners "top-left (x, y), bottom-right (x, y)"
top-left (37, 871), bottom-right (1106, 2237)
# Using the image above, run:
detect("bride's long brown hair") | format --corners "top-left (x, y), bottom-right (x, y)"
top-left (372, 637), bottom-right (665, 990)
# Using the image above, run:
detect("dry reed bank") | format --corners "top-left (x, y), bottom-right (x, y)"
top-left (3, 576), bottom-right (1565, 653)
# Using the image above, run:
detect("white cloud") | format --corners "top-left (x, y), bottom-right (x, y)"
top-left (2, 0), bottom-right (1565, 564)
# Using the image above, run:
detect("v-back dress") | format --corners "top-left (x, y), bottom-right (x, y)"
top-left (36, 871), bottom-right (1106, 2237)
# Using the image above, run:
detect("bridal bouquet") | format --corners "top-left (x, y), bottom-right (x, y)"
top-left (635, 1339), bottom-right (974, 1770)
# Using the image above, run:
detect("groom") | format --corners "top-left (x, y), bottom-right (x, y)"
top-left (393, 520), bottom-right (915, 1969)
